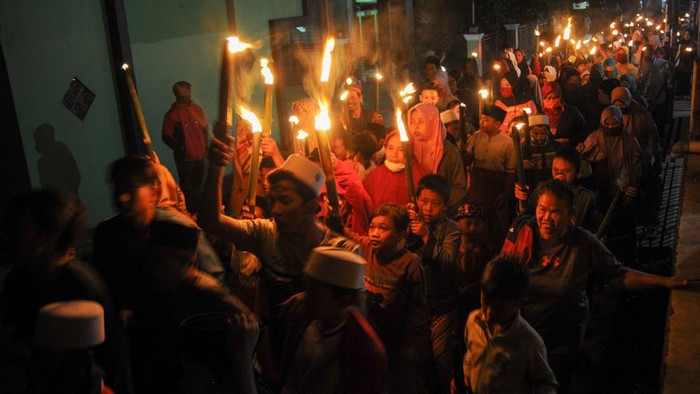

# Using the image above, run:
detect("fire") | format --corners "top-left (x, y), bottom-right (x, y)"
top-left (589, 46), bottom-right (597, 55)
top-left (535, 29), bottom-right (540, 36)
top-left (400, 83), bottom-right (416, 104)
top-left (346, 77), bottom-right (353, 85)
top-left (523, 107), bottom-right (532, 115)
top-left (563, 17), bottom-right (572, 40)
top-left (320, 38), bottom-right (336, 83)
top-left (239, 106), bottom-right (262, 133)
top-left (227, 36), bottom-right (251, 53)
top-left (375, 72), bottom-right (383, 80)
top-left (340, 90), bottom-right (349, 101)
top-left (555, 35), bottom-right (562, 47)
top-left (396, 109), bottom-right (409, 142)
top-left (471, 52), bottom-right (478, 58)
top-left (479, 89), bottom-right (489, 99)
top-left (121, 63), bottom-right (129, 71)
top-left (576, 40), bottom-right (582, 50)
top-left (315, 102), bottom-right (331, 131)
top-left (296, 130), bottom-right (309, 140)
top-left (260, 58), bottom-right (273, 85)
top-left (289, 115), bottom-right (299, 125)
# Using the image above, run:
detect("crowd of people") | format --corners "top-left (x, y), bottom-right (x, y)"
top-left (0, 19), bottom-right (696, 394)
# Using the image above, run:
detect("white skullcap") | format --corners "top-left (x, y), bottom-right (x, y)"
top-left (304, 246), bottom-right (366, 290)
top-left (34, 300), bottom-right (105, 350)
top-left (440, 109), bottom-right (459, 125)
top-left (529, 114), bottom-right (550, 126)
top-left (271, 154), bottom-right (325, 197)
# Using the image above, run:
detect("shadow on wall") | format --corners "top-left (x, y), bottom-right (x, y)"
top-left (33, 123), bottom-right (81, 200)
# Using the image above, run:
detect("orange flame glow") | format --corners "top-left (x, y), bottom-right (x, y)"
top-left (315, 102), bottom-right (331, 131)
top-left (320, 38), bottom-right (336, 83)
top-left (261, 58), bottom-right (273, 85)
top-left (227, 36), bottom-right (251, 53)
top-left (239, 106), bottom-right (262, 133)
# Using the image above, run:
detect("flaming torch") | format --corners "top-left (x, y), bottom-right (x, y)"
top-left (240, 106), bottom-right (263, 214)
top-left (375, 71), bottom-right (383, 112)
top-left (121, 63), bottom-right (153, 156)
top-left (478, 89), bottom-right (489, 114)
top-left (511, 122), bottom-right (527, 188)
top-left (217, 36), bottom-right (251, 141)
top-left (521, 108), bottom-right (532, 161)
top-left (396, 108), bottom-right (416, 204)
top-left (260, 58), bottom-right (274, 139)
top-left (315, 102), bottom-right (341, 213)
top-left (296, 129), bottom-right (310, 157)
top-left (399, 82), bottom-right (416, 108)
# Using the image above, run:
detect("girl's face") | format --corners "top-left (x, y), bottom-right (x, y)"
top-left (368, 215), bottom-right (402, 254)
top-left (409, 110), bottom-right (428, 141)
top-left (385, 134), bottom-right (405, 164)
top-left (515, 50), bottom-right (524, 63)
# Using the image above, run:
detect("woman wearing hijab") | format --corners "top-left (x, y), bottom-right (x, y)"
top-left (602, 58), bottom-right (619, 79)
top-left (541, 82), bottom-right (588, 145)
top-left (494, 74), bottom-right (538, 134)
top-left (408, 102), bottom-right (467, 212)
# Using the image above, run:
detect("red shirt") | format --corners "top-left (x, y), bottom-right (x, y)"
top-left (162, 102), bottom-right (208, 161)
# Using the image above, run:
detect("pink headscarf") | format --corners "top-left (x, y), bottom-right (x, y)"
top-left (407, 102), bottom-right (446, 174)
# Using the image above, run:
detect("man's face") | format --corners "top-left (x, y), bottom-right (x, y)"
top-left (684, 31), bottom-right (691, 40)
top-left (424, 63), bottom-right (437, 80)
top-left (479, 115), bottom-right (501, 133)
top-left (536, 192), bottom-right (572, 240)
top-left (118, 183), bottom-right (157, 227)
top-left (409, 110), bottom-right (428, 141)
top-left (552, 157), bottom-right (577, 184)
top-left (417, 189), bottom-right (446, 225)
top-left (419, 89), bottom-right (439, 106)
top-left (530, 125), bottom-right (549, 145)
top-left (174, 85), bottom-right (191, 102)
top-left (269, 179), bottom-right (313, 233)
top-left (346, 91), bottom-right (362, 113)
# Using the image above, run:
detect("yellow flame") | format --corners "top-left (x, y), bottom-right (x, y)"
top-left (346, 77), bottom-right (353, 85)
top-left (555, 35), bottom-right (562, 47)
top-left (540, 41), bottom-right (546, 47)
top-left (320, 38), bottom-right (336, 83)
top-left (402, 96), bottom-right (412, 104)
top-left (340, 90), bottom-right (349, 101)
top-left (589, 46), bottom-right (597, 55)
top-left (493, 63), bottom-right (501, 71)
top-left (296, 130), bottom-right (309, 140)
top-left (121, 63), bottom-right (129, 70)
top-left (471, 52), bottom-right (478, 58)
top-left (375, 72), bottom-right (383, 80)
top-left (227, 36), bottom-right (251, 53)
top-left (656, 24), bottom-right (661, 30)
top-left (546, 47), bottom-right (553, 53)
top-left (612, 29), bottom-right (618, 36)
top-left (576, 40), bottom-right (582, 50)
top-left (402, 82), bottom-right (416, 95)
top-left (260, 58), bottom-right (273, 85)
top-left (570, 39), bottom-right (576, 45)
top-left (315, 102), bottom-right (331, 131)
top-left (563, 17), bottom-right (572, 40)
top-left (479, 89), bottom-right (489, 99)
top-left (628, 40), bottom-right (634, 46)
top-left (535, 29), bottom-right (540, 36)
top-left (396, 109), bottom-right (409, 142)
top-left (523, 107), bottom-right (532, 115)
top-left (610, 22), bottom-right (616, 29)
top-left (686, 47), bottom-right (694, 52)
top-left (289, 115), bottom-right (299, 125)
top-left (239, 106), bottom-right (262, 133)
top-left (515, 122), bottom-right (525, 130)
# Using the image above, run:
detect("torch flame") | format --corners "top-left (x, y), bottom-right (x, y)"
top-left (340, 90), bottom-right (349, 101)
top-left (346, 77), bottom-right (353, 85)
top-left (576, 40), bottom-right (582, 50)
top-left (320, 38), bottom-right (336, 83)
top-left (546, 47), bottom-right (553, 53)
top-left (563, 18), bottom-right (572, 40)
top-left (471, 52), bottom-right (478, 58)
top-left (515, 122), bottom-right (525, 131)
top-left (289, 115), bottom-right (299, 125)
top-left (227, 36), bottom-right (251, 53)
top-left (121, 63), bottom-right (129, 70)
top-left (555, 35), bottom-right (562, 47)
top-left (589, 46), bottom-right (597, 55)
top-left (261, 58), bottom-right (273, 85)
top-left (239, 106), bottom-right (262, 133)
top-left (610, 22), bottom-right (616, 29)
top-left (396, 109), bottom-right (409, 142)
top-left (686, 47), bottom-right (694, 52)
top-left (523, 107), bottom-right (532, 115)
top-left (375, 72), bottom-right (383, 80)
top-left (315, 102), bottom-right (331, 131)
top-left (296, 130), bottom-right (309, 140)
top-left (535, 29), bottom-right (540, 36)
top-left (479, 89), bottom-right (489, 99)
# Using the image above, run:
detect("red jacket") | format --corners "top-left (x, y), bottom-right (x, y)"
top-left (162, 102), bottom-right (208, 161)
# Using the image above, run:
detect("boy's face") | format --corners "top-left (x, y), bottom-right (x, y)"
top-left (530, 125), bottom-right (549, 146)
top-left (368, 215), bottom-right (402, 254)
top-left (480, 292), bottom-right (520, 327)
top-left (417, 189), bottom-right (446, 225)
top-left (304, 277), bottom-right (346, 324)
top-left (269, 179), bottom-right (314, 233)
top-left (419, 89), bottom-right (439, 106)
top-left (459, 217), bottom-right (486, 237)
top-left (552, 157), bottom-right (577, 184)
top-left (118, 183), bottom-right (157, 227)
top-left (332, 137), bottom-right (348, 160)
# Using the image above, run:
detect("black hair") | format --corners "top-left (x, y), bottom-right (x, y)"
top-left (417, 174), bottom-right (450, 205)
top-left (365, 123), bottom-right (388, 140)
top-left (369, 204), bottom-right (410, 233)
top-left (267, 169), bottom-right (318, 204)
top-left (535, 179), bottom-right (575, 212)
top-left (448, 69), bottom-right (462, 83)
top-left (110, 156), bottom-right (157, 196)
top-left (352, 132), bottom-right (378, 161)
top-left (172, 81), bottom-right (191, 95)
top-left (424, 55), bottom-right (441, 68)
top-left (2, 189), bottom-right (85, 260)
top-left (480, 256), bottom-right (530, 302)
top-left (446, 99), bottom-right (462, 109)
top-left (421, 80), bottom-right (440, 93)
top-left (260, 156), bottom-right (276, 171)
top-left (554, 145), bottom-right (582, 174)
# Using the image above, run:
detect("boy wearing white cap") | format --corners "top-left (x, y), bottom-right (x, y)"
top-left (200, 139), bottom-right (360, 316)
top-left (277, 247), bottom-right (387, 393)
top-left (523, 114), bottom-right (560, 187)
